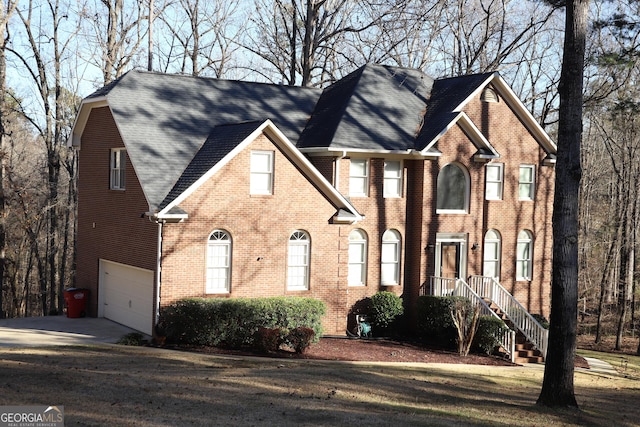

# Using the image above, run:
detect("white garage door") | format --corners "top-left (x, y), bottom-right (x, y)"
top-left (99, 260), bottom-right (154, 335)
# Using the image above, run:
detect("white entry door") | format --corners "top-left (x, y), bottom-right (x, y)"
top-left (99, 260), bottom-right (154, 335)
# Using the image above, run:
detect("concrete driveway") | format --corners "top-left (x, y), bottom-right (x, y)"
top-left (0, 316), bottom-right (140, 348)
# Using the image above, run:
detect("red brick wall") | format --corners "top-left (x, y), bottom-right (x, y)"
top-left (75, 106), bottom-right (158, 318)
top-left (160, 134), bottom-right (355, 335)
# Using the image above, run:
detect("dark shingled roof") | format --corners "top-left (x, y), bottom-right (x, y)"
top-left (89, 70), bottom-right (321, 211)
top-left (416, 73), bottom-right (493, 151)
top-left (159, 121), bottom-right (264, 210)
top-left (298, 64), bottom-right (434, 151)
top-left (83, 66), bottom-right (510, 212)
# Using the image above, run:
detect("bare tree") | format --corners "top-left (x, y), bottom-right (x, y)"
top-left (0, 0), bottom-right (18, 318)
top-left (80, 0), bottom-right (148, 84)
top-left (155, 0), bottom-right (242, 77)
top-left (537, 0), bottom-right (589, 408)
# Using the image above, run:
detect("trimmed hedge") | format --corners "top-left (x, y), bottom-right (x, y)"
top-left (160, 297), bottom-right (326, 349)
top-left (474, 315), bottom-right (509, 354)
top-left (369, 291), bottom-right (404, 330)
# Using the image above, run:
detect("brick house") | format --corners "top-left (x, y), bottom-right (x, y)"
top-left (70, 64), bottom-right (555, 342)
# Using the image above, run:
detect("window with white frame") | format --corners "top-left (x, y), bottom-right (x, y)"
top-left (206, 230), bottom-right (232, 293)
top-left (483, 229), bottom-right (501, 280)
top-left (516, 230), bottom-right (533, 281)
top-left (250, 150), bottom-right (274, 195)
top-left (349, 159), bottom-right (369, 197)
top-left (383, 160), bottom-right (402, 198)
top-left (110, 148), bottom-right (126, 190)
top-left (288, 230), bottom-right (310, 291)
top-left (436, 163), bottom-right (469, 213)
top-left (485, 163), bottom-right (503, 200)
top-left (348, 229), bottom-right (367, 286)
top-left (519, 165), bottom-right (535, 200)
top-left (381, 230), bottom-right (401, 285)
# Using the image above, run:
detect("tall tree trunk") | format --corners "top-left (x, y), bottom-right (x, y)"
top-left (537, 0), bottom-right (588, 408)
top-left (0, 5), bottom-right (7, 319)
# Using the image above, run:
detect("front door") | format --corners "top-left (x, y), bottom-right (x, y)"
top-left (434, 233), bottom-right (468, 279)
top-left (440, 243), bottom-right (460, 278)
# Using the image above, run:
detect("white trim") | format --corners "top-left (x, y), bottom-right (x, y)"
top-left (69, 97), bottom-right (108, 148)
top-left (157, 120), bottom-right (363, 223)
top-left (420, 112), bottom-right (500, 159)
top-left (434, 233), bottom-right (468, 279)
top-left (453, 73), bottom-right (556, 154)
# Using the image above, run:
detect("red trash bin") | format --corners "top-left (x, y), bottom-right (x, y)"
top-left (64, 288), bottom-right (89, 318)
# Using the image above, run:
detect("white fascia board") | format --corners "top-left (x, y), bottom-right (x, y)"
top-left (420, 112), bottom-right (499, 158)
top-left (69, 97), bottom-right (108, 148)
top-left (158, 119), bottom-right (363, 222)
top-left (262, 123), bottom-right (364, 222)
top-left (454, 73), bottom-right (557, 154)
top-left (158, 121), bottom-right (270, 215)
top-left (299, 147), bottom-right (435, 159)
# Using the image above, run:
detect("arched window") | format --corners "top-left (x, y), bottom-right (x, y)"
top-left (483, 230), bottom-right (501, 280)
top-left (206, 230), bottom-right (231, 293)
top-left (348, 229), bottom-right (367, 286)
top-left (437, 163), bottom-right (470, 213)
top-left (381, 230), bottom-right (401, 285)
top-left (288, 230), bottom-right (310, 290)
top-left (516, 230), bottom-right (533, 281)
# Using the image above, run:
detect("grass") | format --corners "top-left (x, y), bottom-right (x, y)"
top-left (0, 345), bottom-right (638, 426)
top-left (577, 349), bottom-right (640, 380)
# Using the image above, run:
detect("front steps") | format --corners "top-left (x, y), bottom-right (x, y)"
top-left (483, 297), bottom-right (545, 364)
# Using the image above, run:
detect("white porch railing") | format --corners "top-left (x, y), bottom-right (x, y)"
top-left (467, 276), bottom-right (548, 359)
top-left (422, 277), bottom-right (516, 363)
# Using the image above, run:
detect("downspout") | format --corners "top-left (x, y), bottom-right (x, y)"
top-left (155, 220), bottom-right (163, 327)
top-left (335, 150), bottom-right (347, 190)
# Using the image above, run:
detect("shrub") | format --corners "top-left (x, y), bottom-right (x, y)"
top-left (416, 295), bottom-right (471, 348)
top-left (160, 297), bottom-right (326, 349)
top-left (253, 327), bottom-right (282, 353)
top-left (286, 326), bottom-right (315, 354)
top-left (369, 291), bottom-right (404, 331)
top-left (473, 316), bottom-right (509, 355)
top-left (450, 300), bottom-right (480, 356)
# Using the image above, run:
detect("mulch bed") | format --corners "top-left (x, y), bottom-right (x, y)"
top-left (167, 337), bottom-right (591, 368)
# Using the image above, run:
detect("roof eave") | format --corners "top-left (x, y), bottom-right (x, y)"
top-left (69, 97), bottom-right (109, 148)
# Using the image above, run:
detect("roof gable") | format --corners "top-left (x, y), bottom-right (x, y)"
top-left (157, 120), bottom-right (362, 223)
top-left (72, 70), bottom-right (321, 212)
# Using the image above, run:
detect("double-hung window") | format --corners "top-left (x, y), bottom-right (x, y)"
top-left (250, 150), bottom-right (274, 195)
top-left (436, 163), bottom-right (469, 213)
top-left (348, 229), bottom-right (367, 286)
top-left (349, 159), bottom-right (369, 197)
top-left (383, 160), bottom-right (402, 198)
top-left (483, 230), bottom-right (501, 280)
top-left (287, 231), bottom-right (310, 291)
top-left (516, 230), bottom-right (533, 281)
top-left (110, 148), bottom-right (126, 190)
top-left (519, 165), bottom-right (535, 200)
top-left (381, 230), bottom-right (401, 285)
top-left (485, 163), bottom-right (503, 200)
top-left (206, 230), bottom-right (232, 293)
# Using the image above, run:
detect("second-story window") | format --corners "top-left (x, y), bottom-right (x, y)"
top-left (519, 165), bottom-right (535, 200)
top-left (485, 163), bottom-right (503, 200)
top-left (110, 148), bottom-right (126, 190)
top-left (250, 150), bottom-right (274, 195)
top-left (349, 159), bottom-right (369, 197)
top-left (436, 163), bottom-right (469, 213)
top-left (383, 160), bottom-right (402, 198)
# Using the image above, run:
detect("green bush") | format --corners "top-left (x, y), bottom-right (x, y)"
top-left (416, 295), bottom-right (471, 348)
top-left (117, 332), bottom-right (148, 346)
top-left (369, 291), bottom-right (404, 330)
top-left (160, 297), bottom-right (326, 349)
top-left (473, 316), bottom-right (509, 354)
top-left (286, 326), bottom-right (315, 354)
